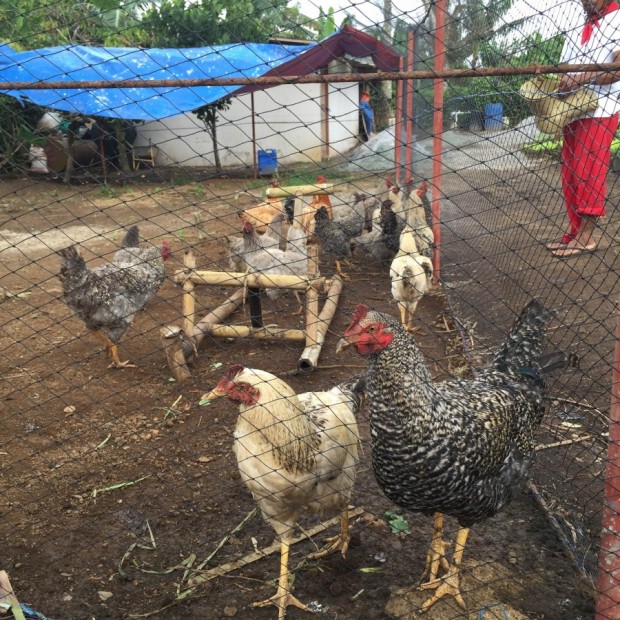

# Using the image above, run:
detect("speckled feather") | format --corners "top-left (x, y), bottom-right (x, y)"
top-left (360, 300), bottom-right (558, 527)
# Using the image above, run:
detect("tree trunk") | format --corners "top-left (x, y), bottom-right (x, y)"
top-left (209, 122), bottom-right (221, 172)
top-left (114, 124), bottom-right (130, 172)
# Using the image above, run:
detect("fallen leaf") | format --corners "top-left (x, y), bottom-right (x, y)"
top-left (63, 406), bottom-right (76, 415)
top-left (98, 591), bottom-right (113, 601)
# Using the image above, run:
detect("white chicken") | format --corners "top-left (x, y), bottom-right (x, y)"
top-left (225, 212), bottom-right (284, 272)
top-left (203, 366), bottom-right (363, 620)
top-left (404, 180), bottom-right (435, 259)
top-left (390, 225), bottom-right (433, 331)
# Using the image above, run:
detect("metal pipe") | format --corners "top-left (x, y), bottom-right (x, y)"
top-left (321, 77), bottom-right (329, 161)
top-left (595, 314), bottom-right (620, 619)
top-left (394, 56), bottom-right (404, 184)
top-left (251, 92), bottom-right (257, 180)
top-left (405, 29), bottom-right (415, 181)
top-left (431, 0), bottom-right (445, 286)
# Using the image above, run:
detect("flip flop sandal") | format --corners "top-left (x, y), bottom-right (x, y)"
top-left (550, 244), bottom-right (597, 258)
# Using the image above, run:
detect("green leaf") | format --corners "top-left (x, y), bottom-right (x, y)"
top-left (199, 399), bottom-right (212, 407)
top-left (383, 511), bottom-right (410, 536)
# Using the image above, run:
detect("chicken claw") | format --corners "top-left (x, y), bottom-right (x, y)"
top-left (419, 567), bottom-right (466, 610)
top-left (308, 510), bottom-right (351, 559)
top-left (253, 590), bottom-right (311, 620)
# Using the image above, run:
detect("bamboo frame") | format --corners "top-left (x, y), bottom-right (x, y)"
top-left (162, 241), bottom-right (342, 380)
top-left (266, 183), bottom-right (334, 198)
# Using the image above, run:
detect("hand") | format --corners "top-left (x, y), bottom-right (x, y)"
top-left (557, 73), bottom-right (583, 92)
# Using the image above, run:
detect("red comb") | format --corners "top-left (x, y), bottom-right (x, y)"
top-left (316, 175), bottom-right (327, 183)
top-left (352, 304), bottom-right (368, 323)
top-left (226, 364), bottom-right (245, 379)
top-left (385, 176), bottom-right (393, 188)
top-left (418, 180), bottom-right (429, 193)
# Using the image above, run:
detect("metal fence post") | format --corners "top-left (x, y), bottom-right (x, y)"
top-left (596, 314), bottom-right (620, 619)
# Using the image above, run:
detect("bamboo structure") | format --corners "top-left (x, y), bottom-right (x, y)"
top-left (161, 243), bottom-right (342, 381)
top-left (266, 183), bottom-right (334, 198)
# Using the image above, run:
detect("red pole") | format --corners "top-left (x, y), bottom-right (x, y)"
top-left (596, 314), bottom-right (620, 619)
top-left (394, 56), bottom-right (404, 185)
top-left (405, 29), bottom-right (415, 182)
top-left (431, 0), bottom-right (445, 285)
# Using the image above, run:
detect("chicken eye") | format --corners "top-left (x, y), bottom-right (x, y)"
top-left (367, 325), bottom-right (377, 333)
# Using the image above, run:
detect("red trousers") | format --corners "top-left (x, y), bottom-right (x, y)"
top-left (560, 114), bottom-right (618, 242)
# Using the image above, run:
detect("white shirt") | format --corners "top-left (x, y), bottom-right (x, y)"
top-left (561, 8), bottom-right (620, 117)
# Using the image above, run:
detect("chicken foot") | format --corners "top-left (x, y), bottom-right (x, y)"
top-left (420, 512), bottom-right (451, 583)
top-left (253, 535), bottom-right (310, 620)
top-left (419, 526), bottom-right (469, 611)
top-left (307, 508), bottom-right (351, 559)
top-left (334, 260), bottom-right (350, 280)
top-left (93, 331), bottom-right (136, 369)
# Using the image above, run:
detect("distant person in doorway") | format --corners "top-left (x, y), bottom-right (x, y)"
top-left (359, 91), bottom-right (374, 142)
top-left (547, 0), bottom-right (620, 257)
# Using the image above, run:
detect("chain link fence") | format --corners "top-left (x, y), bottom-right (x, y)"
top-left (1, 0), bottom-right (618, 618)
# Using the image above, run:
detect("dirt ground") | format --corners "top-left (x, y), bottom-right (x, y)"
top-left (0, 157), bottom-right (606, 620)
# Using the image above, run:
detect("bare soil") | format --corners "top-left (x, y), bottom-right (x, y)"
top-left (0, 164), bottom-right (599, 620)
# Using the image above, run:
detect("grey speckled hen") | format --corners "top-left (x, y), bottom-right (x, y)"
top-left (336, 299), bottom-right (574, 610)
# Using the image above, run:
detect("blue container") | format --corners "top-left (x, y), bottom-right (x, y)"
top-left (484, 103), bottom-right (504, 130)
top-left (258, 149), bottom-right (278, 175)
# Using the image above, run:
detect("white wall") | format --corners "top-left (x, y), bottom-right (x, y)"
top-left (134, 82), bottom-right (360, 168)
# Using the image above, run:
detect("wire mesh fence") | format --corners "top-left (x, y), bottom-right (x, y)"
top-left (1, 0), bottom-right (618, 619)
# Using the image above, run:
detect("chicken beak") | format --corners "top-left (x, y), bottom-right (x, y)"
top-left (201, 387), bottom-right (225, 402)
top-left (335, 336), bottom-right (352, 353)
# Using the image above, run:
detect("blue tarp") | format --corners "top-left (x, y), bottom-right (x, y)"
top-left (0, 41), bottom-right (313, 120)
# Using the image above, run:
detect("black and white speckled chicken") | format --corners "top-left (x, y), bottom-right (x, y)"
top-left (336, 300), bottom-right (574, 610)
top-left (313, 205), bottom-right (353, 277)
top-left (204, 366), bottom-right (364, 619)
top-left (58, 227), bottom-right (171, 368)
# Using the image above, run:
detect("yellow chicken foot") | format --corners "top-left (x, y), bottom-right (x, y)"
top-left (253, 536), bottom-right (310, 620)
top-left (419, 526), bottom-right (469, 611)
top-left (93, 331), bottom-right (136, 369)
top-left (307, 509), bottom-right (351, 559)
top-left (420, 513), bottom-right (451, 583)
top-left (334, 260), bottom-right (350, 280)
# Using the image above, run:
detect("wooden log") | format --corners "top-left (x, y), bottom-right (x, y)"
top-left (160, 289), bottom-right (245, 381)
top-left (299, 274), bottom-right (343, 372)
top-left (174, 269), bottom-right (327, 291)
top-left (182, 250), bottom-right (197, 335)
top-left (266, 183), bottom-right (334, 198)
top-left (203, 324), bottom-right (306, 342)
top-left (305, 241), bottom-right (320, 352)
top-left (160, 325), bottom-right (193, 382)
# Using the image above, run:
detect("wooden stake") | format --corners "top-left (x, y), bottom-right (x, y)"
top-left (266, 183), bottom-right (334, 198)
top-left (160, 325), bottom-right (193, 382)
top-left (205, 324), bottom-right (306, 342)
top-left (182, 250), bottom-right (197, 335)
top-left (305, 241), bottom-right (320, 353)
top-left (299, 274), bottom-right (343, 372)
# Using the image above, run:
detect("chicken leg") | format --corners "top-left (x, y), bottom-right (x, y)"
top-left (420, 512), bottom-right (451, 583)
top-left (307, 508), bottom-right (351, 559)
top-left (419, 525), bottom-right (469, 610)
top-left (92, 331), bottom-right (136, 369)
top-left (334, 260), bottom-right (350, 280)
top-left (253, 533), bottom-right (310, 620)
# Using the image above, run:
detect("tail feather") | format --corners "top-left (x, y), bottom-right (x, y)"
top-left (58, 245), bottom-right (88, 292)
top-left (492, 299), bottom-right (554, 371)
top-left (337, 373), bottom-right (367, 412)
top-left (120, 225), bottom-right (140, 249)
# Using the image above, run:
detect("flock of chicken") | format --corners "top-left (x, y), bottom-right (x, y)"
top-left (54, 178), bottom-right (575, 619)
top-left (228, 175), bottom-right (435, 326)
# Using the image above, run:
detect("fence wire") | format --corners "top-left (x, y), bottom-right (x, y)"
top-left (0, 1), bottom-right (617, 619)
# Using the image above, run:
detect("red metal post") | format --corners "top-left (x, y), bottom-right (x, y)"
top-left (596, 315), bottom-right (620, 619)
top-left (405, 30), bottom-right (415, 182)
top-left (394, 56), bottom-right (404, 185)
top-left (431, 0), bottom-right (446, 285)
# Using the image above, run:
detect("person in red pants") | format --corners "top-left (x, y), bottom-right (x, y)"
top-left (547, 0), bottom-right (620, 257)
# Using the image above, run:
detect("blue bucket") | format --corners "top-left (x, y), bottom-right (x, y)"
top-left (484, 103), bottom-right (504, 130)
top-left (257, 149), bottom-right (278, 176)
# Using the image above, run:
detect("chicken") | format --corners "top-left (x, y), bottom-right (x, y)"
top-left (241, 220), bottom-right (307, 299)
top-left (404, 180), bottom-right (435, 259)
top-left (203, 366), bottom-right (363, 619)
top-left (238, 179), bottom-right (295, 234)
top-left (313, 205), bottom-right (354, 277)
top-left (225, 212), bottom-right (285, 272)
top-left (390, 229), bottom-right (433, 332)
top-left (310, 174), bottom-right (333, 219)
top-left (58, 228), bottom-right (171, 368)
top-left (336, 300), bottom-right (575, 610)
top-left (379, 199), bottom-right (405, 255)
top-left (299, 175), bottom-right (333, 233)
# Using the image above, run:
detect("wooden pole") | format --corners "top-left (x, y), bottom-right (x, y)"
top-left (595, 315), bottom-right (620, 619)
top-left (251, 92), bottom-right (257, 180)
top-left (247, 288), bottom-right (263, 328)
top-left (266, 184), bottom-right (334, 198)
top-left (405, 29), bottom-right (415, 181)
top-left (174, 269), bottom-right (326, 292)
top-left (394, 56), bottom-right (405, 185)
top-left (298, 274), bottom-right (343, 372)
top-left (305, 241), bottom-right (320, 354)
top-left (160, 289), bottom-right (245, 381)
top-left (182, 249), bottom-right (197, 335)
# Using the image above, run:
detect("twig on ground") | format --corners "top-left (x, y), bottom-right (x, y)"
top-left (93, 474), bottom-right (152, 499)
top-left (535, 436), bottom-right (590, 451)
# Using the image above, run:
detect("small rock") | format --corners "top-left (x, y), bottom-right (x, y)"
top-left (330, 582), bottom-right (343, 596)
top-left (197, 455), bottom-right (213, 463)
top-left (223, 605), bottom-right (237, 617)
top-left (507, 550), bottom-right (518, 564)
top-left (62, 593), bottom-right (73, 602)
top-left (98, 591), bottom-right (113, 602)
